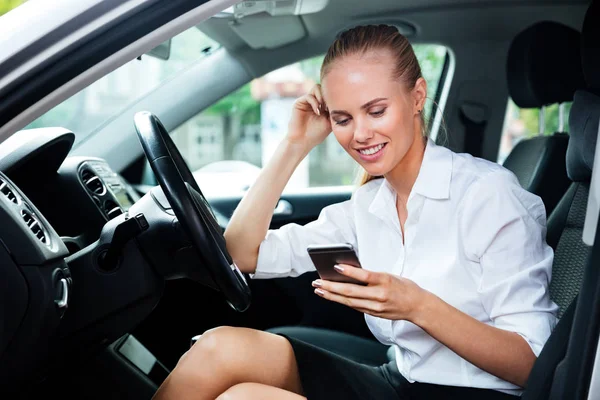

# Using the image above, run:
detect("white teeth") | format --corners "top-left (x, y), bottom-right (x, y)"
top-left (359, 143), bottom-right (384, 155)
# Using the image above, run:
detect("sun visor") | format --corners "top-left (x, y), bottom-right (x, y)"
top-left (229, 0), bottom-right (328, 19)
top-left (229, 14), bottom-right (306, 49)
top-left (583, 118), bottom-right (600, 246)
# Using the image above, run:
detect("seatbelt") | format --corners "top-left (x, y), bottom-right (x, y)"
top-left (459, 102), bottom-right (488, 158)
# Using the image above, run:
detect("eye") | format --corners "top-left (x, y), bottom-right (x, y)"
top-left (370, 108), bottom-right (386, 117)
top-left (335, 118), bottom-right (351, 126)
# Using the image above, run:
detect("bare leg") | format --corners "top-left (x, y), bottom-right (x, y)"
top-left (152, 327), bottom-right (303, 400)
top-left (217, 383), bottom-right (306, 400)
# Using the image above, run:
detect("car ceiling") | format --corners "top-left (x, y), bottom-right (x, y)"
top-left (199, 0), bottom-right (589, 78)
top-left (53, 0), bottom-right (594, 169)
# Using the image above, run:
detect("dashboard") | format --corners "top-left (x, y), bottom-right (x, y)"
top-left (0, 125), bottom-right (238, 395)
top-left (0, 128), bottom-right (142, 254)
top-left (0, 127), bottom-right (155, 393)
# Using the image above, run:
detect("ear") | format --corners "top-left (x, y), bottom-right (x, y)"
top-left (412, 77), bottom-right (427, 114)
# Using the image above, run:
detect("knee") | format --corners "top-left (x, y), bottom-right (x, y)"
top-left (216, 383), bottom-right (257, 400)
top-left (177, 326), bottom-right (243, 375)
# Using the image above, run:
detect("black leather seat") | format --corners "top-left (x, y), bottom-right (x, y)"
top-left (522, 2), bottom-right (600, 396)
top-left (267, 20), bottom-right (589, 367)
top-left (503, 21), bottom-right (585, 218)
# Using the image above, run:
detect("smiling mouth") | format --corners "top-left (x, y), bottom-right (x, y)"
top-left (357, 143), bottom-right (386, 156)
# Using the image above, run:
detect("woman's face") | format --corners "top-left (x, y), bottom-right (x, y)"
top-left (321, 50), bottom-right (426, 177)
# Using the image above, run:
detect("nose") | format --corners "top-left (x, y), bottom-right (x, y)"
top-left (353, 117), bottom-right (374, 143)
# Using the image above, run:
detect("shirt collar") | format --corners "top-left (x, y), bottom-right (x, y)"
top-left (411, 138), bottom-right (453, 200)
top-left (368, 138), bottom-right (453, 217)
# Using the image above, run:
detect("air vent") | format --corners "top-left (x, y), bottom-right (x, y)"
top-left (80, 168), bottom-right (106, 196)
top-left (21, 210), bottom-right (50, 246)
top-left (0, 177), bottom-right (19, 205)
top-left (103, 200), bottom-right (123, 220)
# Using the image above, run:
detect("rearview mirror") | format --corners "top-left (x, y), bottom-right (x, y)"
top-left (146, 38), bottom-right (171, 60)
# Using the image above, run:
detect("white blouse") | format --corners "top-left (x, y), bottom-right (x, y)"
top-left (253, 138), bottom-right (559, 396)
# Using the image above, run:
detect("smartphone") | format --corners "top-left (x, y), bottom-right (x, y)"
top-left (307, 243), bottom-right (366, 285)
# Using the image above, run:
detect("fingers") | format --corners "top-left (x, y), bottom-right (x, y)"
top-left (295, 84), bottom-right (327, 116)
top-left (311, 84), bottom-right (325, 111)
top-left (334, 264), bottom-right (383, 285)
top-left (312, 279), bottom-right (386, 301)
top-left (314, 288), bottom-right (385, 314)
top-left (304, 94), bottom-right (321, 116)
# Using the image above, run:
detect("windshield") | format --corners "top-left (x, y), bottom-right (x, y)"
top-left (26, 25), bottom-right (219, 146)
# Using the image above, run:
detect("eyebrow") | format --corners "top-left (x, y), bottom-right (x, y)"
top-left (330, 97), bottom-right (388, 115)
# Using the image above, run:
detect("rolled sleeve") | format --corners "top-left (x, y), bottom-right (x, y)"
top-left (252, 199), bottom-right (357, 279)
top-left (461, 171), bottom-right (559, 356)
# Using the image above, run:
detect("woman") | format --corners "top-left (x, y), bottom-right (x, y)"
top-left (153, 25), bottom-right (558, 400)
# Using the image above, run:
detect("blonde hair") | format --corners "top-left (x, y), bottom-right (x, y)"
top-left (320, 24), bottom-right (428, 186)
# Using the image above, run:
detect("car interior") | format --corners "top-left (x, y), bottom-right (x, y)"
top-left (1, 0), bottom-right (600, 399)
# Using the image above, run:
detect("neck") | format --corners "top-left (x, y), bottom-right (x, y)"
top-left (384, 130), bottom-right (427, 200)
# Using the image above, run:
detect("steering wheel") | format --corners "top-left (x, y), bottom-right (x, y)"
top-left (133, 111), bottom-right (251, 312)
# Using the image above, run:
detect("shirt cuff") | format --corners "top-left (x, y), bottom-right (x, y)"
top-left (516, 332), bottom-right (544, 357)
top-left (493, 311), bottom-right (557, 357)
top-left (250, 231), bottom-right (292, 279)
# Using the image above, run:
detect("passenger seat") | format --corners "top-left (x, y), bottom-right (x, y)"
top-left (503, 21), bottom-right (586, 218)
top-left (523, 1), bottom-right (600, 396)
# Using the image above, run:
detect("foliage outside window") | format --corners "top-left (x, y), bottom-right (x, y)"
top-left (0, 0), bottom-right (26, 16)
top-left (498, 100), bottom-right (572, 163)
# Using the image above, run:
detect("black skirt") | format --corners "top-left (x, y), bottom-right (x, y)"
top-left (282, 335), bottom-right (521, 400)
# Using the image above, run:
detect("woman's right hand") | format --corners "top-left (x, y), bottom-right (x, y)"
top-left (286, 84), bottom-right (332, 152)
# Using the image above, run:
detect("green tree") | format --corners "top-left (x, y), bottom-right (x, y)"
top-left (205, 84), bottom-right (260, 124)
top-left (202, 84), bottom-right (260, 160)
top-left (413, 45), bottom-right (447, 119)
top-left (0, 0), bottom-right (26, 16)
top-left (517, 102), bottom-right (572, 137)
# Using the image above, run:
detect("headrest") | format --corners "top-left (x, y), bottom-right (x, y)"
top-left (566, 1), bottom-right (600, 182)
top-left (566, 91), bottom-right (600, 181)
top-left (507, 21), bottom-right (586, 108)
top-left (582, 0), bottom-right (600, 94)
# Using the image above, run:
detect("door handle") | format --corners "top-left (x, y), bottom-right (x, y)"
top-left (273, 199), bottom-right (293, 216)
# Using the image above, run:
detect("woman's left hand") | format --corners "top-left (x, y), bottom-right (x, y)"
top-left (312, 264), bottom-right (430, 322)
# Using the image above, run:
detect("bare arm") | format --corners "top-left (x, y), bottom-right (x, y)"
top-left (224, 85), bottom-right (331, 274)
top-left (223, 140), bottom-right (308, 273)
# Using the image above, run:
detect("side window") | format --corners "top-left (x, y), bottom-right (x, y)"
top-left (171, 45), bottom-right (449, 196)
top-left (27, 26), bottom-right (219, 145)
top-left (497, 100), bottom-right (572, 163)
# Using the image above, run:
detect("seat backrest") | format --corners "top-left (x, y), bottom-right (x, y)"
top-left (546, 39), bottom-right (600, 318)
top-left (503, 135), bottom-right (569, 219)
top-left (524, 93), bottom-right (600, 396)
top-left (523, 2), bottom-right (600, 398)
top-left (503, 21), bottom-right (586, 217)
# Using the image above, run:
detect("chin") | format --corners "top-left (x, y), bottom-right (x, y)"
top-left (353, 150), bottom-right (395, 178)
top-left (361, 165), bottom-right (390, 178)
